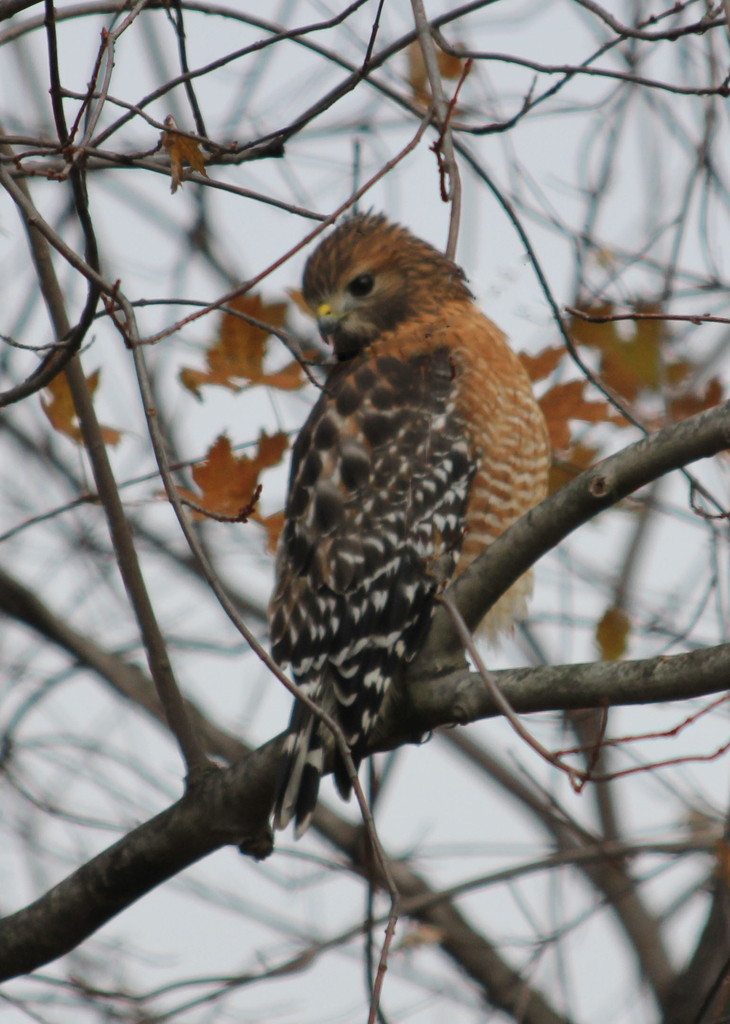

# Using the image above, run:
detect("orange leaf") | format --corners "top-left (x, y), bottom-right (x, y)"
top-left (179, 366), bottom-right (234, 398)
top-left (408, 42), bottom-right (430, 104)
top-left (254, 509), bottom-right (285, 553)
top-left (179, 431), bottom-right (288, 520)
top-left (569, 303), bottom-right (665, 401)
top-left (518, 345), bottom-right (565, 382)
top-left (407, 40), bottom-right (469, 104)
top-left (258, 363), bottom-right (309, 391)
top-left (41, 370), bottom-right (121, 446)
top-left (162, 115), bottom-right (207, 193)
top-left (256, 430), bottom-right (289, 469)
top-left (438, 48), bottom-right (467, 80)
top-left (596, 606), bottom-right (630, 660)
top-left (668, 377), bottom-right (723, 422)
top-left (539, 380), bottom-right (619, 450)
top-left (179, 293), bottom-right (304, 397)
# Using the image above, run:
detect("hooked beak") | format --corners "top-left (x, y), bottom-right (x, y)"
top-left (316, 301), bottom-right (341, 340)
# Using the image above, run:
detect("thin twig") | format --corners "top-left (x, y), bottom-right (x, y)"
top-left (168, 0), bottom-right (209, 140)
top-left (410, 0), bottom-right (461, 259)
top-left (566, 305), bottom-right (730, 328)
top-left (136, 108), bottom-right (433, 347)
top-left (438, 589), bottom-right (586, 790)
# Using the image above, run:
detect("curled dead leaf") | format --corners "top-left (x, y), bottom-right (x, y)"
top-left (162, 114), bottom-right (208, 193)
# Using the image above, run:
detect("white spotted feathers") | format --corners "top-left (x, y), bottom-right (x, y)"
top-left (269, 213), bottom-right (550, 837)
top-left (270, 349), bottom-right (474, 835)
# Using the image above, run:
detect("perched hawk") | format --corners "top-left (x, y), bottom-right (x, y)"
top-left (269, 213), bottom-right (549, 836)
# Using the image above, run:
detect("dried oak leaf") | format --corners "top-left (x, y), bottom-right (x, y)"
top-left (518, 344), bottom-right (565, 383)
top-left (180, 293), bottom-right (305, 397)
top-left (253, 509), bottom-right (285, 553)
top-left (162, 115), bottom-right (208, 193)
top-left (539, 379), bottom-right (625, 450)
top-left (179, 431), bottom-right (288, 521)
top-left (41, 370), bottom-right (122, 446)
top-left (596, 605), bottom-right (630, 661)
top-left (668, 377), bottom-right (723, 422)
top-left (569, 302), bottom-right (664, 402)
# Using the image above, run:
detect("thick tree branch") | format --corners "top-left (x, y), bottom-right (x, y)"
top-left (1, 566), bottom-right (730, 984)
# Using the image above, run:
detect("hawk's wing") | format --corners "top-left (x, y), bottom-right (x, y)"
top-left (269, 346), bottom-right (476, 834)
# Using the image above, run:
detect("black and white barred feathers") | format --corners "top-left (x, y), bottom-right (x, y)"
top-left (269, 213), bottom-right (550, 836)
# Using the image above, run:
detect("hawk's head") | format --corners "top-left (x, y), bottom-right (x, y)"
top-left (302, 213), bottom-right (473, 360)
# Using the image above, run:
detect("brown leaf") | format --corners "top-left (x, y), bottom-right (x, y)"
top-left (518, 345), bottom-right (565, 382)
top-left (254, 509), bottom-right (285, 553)
top-left (567, 302), bottom-right (617, 350)
top-left (179, 431), bottom-right (288, 520)
top-left (180, 293), bottom-right (305, 397)
top-left (539, 380), bottom-right (620, 450)
top-left (41, 369), bottom-right (122, 446)
top-left (256, 430), bottom-right (289, 469)
top-left (569, 303), bottom-right (665, 402)
top-left (408, 42), bottom-right (430, 104)
top-left (407, 40), bottom-right (469, 104)
top-left (162, 115), bottom-right (208, 193)
top-left (548, 443), bottom-right (599, 494)
top-left (668, 377), bottom-right (723, 422)
top-left (438, 48), bottom-right (467, 80)
top-left (665, 361), bottom-right (693, 389)
top-left (596, 606), bottom-right (630, 661)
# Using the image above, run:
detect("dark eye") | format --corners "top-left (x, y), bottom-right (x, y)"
top-left (347, 273), bottom-right (374, 297)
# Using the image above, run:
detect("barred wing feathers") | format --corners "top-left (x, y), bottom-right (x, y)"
top-left (269, 348), bottom-right (475, 836)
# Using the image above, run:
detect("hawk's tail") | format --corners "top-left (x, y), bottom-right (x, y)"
top-left (273, 704), bottom-right (359, 838)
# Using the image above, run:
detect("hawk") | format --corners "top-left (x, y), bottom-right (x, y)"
top-left (269, 213), bottom-right (549, 836)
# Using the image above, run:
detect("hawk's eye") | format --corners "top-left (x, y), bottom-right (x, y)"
top-left (347, 273), bottom-right (374, 297)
